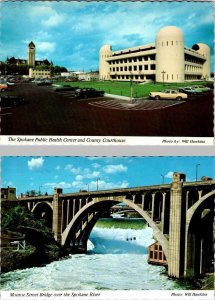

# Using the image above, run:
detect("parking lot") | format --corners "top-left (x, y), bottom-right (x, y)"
top-left (1, 83), bottom-right (213, 137)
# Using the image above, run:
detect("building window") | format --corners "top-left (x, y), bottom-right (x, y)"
top-left (144, 65), bottom-right (148, 70)
top-left (129, 66), bottom-right (132, 71)
top-left (133, 58), bottom-right (137, 62)
top-left (134, 66), bottom-right (137, 71)
top-left (171, 41), bottom-right (173, 46)
top-left (125, 66), bottom-right (127, 71)
top-left (167, 41), bottom-right (168, 46)
top-left (139, 66), bottom-right (142, 71)
top-left (120, 67), bottom-right (123, 71)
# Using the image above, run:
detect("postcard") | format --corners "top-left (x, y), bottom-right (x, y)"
top-left (0, 0), bottom-right (214, 146)
top-left (1, 156), bottom-right (214, 300)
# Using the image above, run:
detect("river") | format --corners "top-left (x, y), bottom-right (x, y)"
top-left (1, 218), bottom-right (194, 291)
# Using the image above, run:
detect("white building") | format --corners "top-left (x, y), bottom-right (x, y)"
top-left (29, 68), bottom-right (51, 79)
top-left (70, 71), bottom-right (99, 81)
top-left (99, 26), bottom-right (210, 83)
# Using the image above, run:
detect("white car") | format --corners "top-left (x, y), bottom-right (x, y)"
top-left (149, 89), bottom-right (188, 100)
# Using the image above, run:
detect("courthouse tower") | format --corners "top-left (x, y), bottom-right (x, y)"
top-left (27, 41), bottom-right (36, 66)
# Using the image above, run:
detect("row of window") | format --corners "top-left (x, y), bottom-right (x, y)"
top-left (110, 74), bottom-right (153, 80)
top-left (185, 65), bottom-right (202, 72)
top-left (109, 55), bottom-right (155, 64)
top-left (32, 71), bottom-right (50, 74)
top-left (157, 40), bottom-right (183, 47)
top-left (149, 250), bottom-right (166, 261)
top-left (110, 64), bottom-right (156, 72)
top-left (185, 75), bottom-right (202, 80)
top-left (185, 55), bottom-right (204, 65)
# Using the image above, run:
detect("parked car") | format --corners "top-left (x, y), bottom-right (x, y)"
top-left (0, 94), bottom-right (24, 107)
top-left (37, 80), bottom-right (52, 86)
top-left (192, 85), bottom-right (211, 92)
top-left (0, 83), bottom-right (9, 92)
top-left (149, 90), bottom-right (188, 100)
top-left (53, 85), bottom-right (79, 92)
top-left (178, 87), bottom-right (201, 96)
top-left (75, 88), bottom-right (104, 98)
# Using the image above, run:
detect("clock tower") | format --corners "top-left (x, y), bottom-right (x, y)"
top-left (28, 41), bottom-right (35, 66)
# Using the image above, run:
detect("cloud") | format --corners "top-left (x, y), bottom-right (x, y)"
top-left (42, 13), bottom-right (64, 27)
top-left (44, 181), bottom-right (72, 189)
top-left (27, 157), bottom-right (44, 170)
top-left (164, 171), bottom-right (174, 179)
top-left (65, 164), bottom-right (81, 174)
top-left (55, 165), bottom-right (61, 171)
top-left (92, 163), bottom-right (100, 169)
top-left (36, 41), bottom-right (56, 53)
top-left (89, 179), bottom-right (129, 190)
top-left (76, 175), bottom-right (83, 181)
top-left (103, 164), bottom-right (127, 174)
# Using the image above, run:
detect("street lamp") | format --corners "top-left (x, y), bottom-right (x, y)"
top-left (161, 70), bottom-right (166, 86)
top-left (130, 72), bottom-right (133, 103)
top-left (195, 164), bottom-right (200, 182)
top-left (161, 175), bottom-right (165, 184)
top-left (96, 178), bottom-right (100, 191)
top-left (38, 185), bottom-right (43, 195)
top-left (86, 183), bottom-right (89, 192)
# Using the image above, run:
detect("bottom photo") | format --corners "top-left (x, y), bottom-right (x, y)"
top-left (1, 156), bottom-right (214, 295)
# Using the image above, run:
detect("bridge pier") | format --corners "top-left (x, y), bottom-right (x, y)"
top-left (52, 188), bottom-right (63, 243)
top-left (168, 173), bottom-right (186, 278)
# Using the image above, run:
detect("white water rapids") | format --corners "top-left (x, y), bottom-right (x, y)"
top-left (1, 220), bottom-right (193, 290)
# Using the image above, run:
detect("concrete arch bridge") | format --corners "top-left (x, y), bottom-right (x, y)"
top-left (19, 172), bottom-right (214, 279)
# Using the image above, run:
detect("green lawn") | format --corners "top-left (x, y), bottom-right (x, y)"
top-left (55, 80), bottom-right (210, 98)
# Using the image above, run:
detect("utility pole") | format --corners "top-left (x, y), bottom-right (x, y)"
top-left (195, 164), bottom-right (200, 182)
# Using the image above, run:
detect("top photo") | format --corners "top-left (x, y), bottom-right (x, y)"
top-left (0, 1), bottom-right (214, 143)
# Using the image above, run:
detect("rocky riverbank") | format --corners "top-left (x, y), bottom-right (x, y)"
top-left (1, 227), bottom-right (69, 273)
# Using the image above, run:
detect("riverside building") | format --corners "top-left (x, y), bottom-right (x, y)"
top-left (99, 26), bottom-right (210, 83)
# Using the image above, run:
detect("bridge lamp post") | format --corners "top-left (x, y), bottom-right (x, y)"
top-left (38, 185), bottom-right (43, 195)
top-left (195, 164), bottom-right (200, 182)
top-left (161, 175), bottom-right (165, 184)
top-left (96, 178), bottom-right (100, 191)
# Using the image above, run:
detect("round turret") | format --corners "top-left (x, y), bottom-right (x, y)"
top-left (99, 44), bottom-right (112, 80)
top-left (192, 43), bottom-right (210, 79)
top-left (155, 26), bottom-right (185, 82)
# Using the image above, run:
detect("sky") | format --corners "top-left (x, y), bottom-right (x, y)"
top-left (1, 1), bottom-right (214, 71)
top-left (2, 156), bottom-right (214, 196)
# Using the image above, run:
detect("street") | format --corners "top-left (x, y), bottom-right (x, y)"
top-left (1, 83), bottom-right (213, 137)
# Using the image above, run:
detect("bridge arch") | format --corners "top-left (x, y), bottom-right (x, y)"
top-left (61, 197), bottom-right (169, 260)
top-left (184, 190), bottom-right (214, 277)
top-left (32, 201), bottom-right (53, 228)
